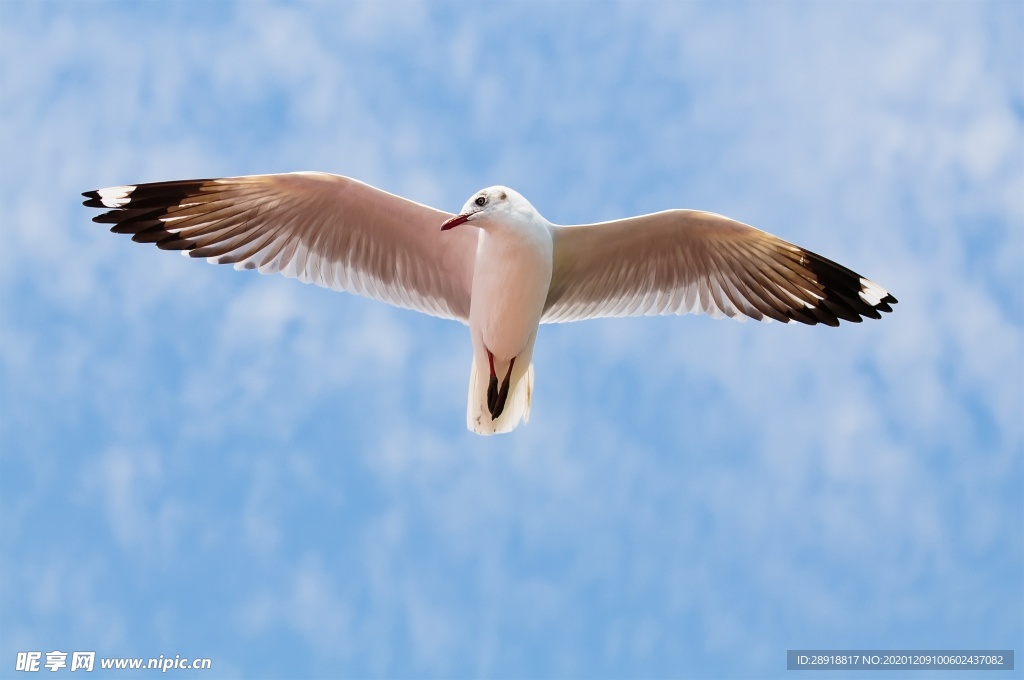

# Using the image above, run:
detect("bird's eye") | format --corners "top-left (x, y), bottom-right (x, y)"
top-left (475, 196), bottom-right (486, 207)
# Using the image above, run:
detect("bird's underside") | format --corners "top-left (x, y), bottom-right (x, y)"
top-left (83, 171), bottom-right (897, 435)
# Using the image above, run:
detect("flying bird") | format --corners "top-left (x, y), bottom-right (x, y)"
top-left (83, 172), bottom-right (897, 435)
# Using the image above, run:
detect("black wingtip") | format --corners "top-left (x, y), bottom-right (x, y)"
top-left (778, 246), bottom-right (900, 327)
top-left (82, 190), bottom-right (105, 208)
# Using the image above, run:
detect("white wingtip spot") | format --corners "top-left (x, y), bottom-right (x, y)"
top-left (858, 277), bottom-right (887, 306)
top-left (97, 185), bottom-right (135, 208)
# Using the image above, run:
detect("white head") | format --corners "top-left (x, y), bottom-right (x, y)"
top-left (440, 186), bottom-right (540, 231)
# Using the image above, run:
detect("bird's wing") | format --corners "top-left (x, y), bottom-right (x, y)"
top-left (84, 172), bottom-right (478, 322)
top-left (542, 210), bottom-right (896, 326)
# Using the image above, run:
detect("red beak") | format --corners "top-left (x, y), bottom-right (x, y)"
top-left (440, 213), bottom-right (470, 231)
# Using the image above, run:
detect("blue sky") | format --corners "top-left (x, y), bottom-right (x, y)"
top-left (1, 1), bottom-right (1021, 678)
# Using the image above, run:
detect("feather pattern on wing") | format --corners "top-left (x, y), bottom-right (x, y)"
top-left (83, 172), bottom-right (478, 322)
top-left (543, 210), bottom-right (896, 326)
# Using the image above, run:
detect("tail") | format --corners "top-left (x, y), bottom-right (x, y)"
top-left (467, 357), bottom-right (534, 435)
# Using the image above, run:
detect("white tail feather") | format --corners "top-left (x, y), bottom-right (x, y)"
top-left (466, 358), bottom-right (534, 435)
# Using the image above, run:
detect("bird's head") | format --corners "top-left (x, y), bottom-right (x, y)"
top-left (440, 186), bottom-right (538, 231)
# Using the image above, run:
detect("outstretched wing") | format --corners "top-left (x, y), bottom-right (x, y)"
top-left (84, 172), bottom-right (478, 322)
top-left (543, 210), bottom-right (896, 326)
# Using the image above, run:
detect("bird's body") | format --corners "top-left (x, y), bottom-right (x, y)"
top-left (464, 189), bottom-right (552, 433)
top-left (84, 172), bottom-right (897, 435)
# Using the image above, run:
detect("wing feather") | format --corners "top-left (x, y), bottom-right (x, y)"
top-left (543, 210), bottom-right (896, 326)
top-left (84, 172), bottom-right (477, 323)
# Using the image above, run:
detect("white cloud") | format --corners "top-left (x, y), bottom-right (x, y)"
top-left (78, 446), bottom-right (189, 556)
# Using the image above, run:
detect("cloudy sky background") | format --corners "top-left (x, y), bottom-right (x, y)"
top-left (1, 1), bottom-right (1021, 677)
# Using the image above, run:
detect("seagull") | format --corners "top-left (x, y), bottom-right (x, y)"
top-left (83, 172), bottom-right (897, 435)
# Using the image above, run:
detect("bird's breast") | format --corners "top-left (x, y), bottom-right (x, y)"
top-left (469, 229), bottom-right (553, 361)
